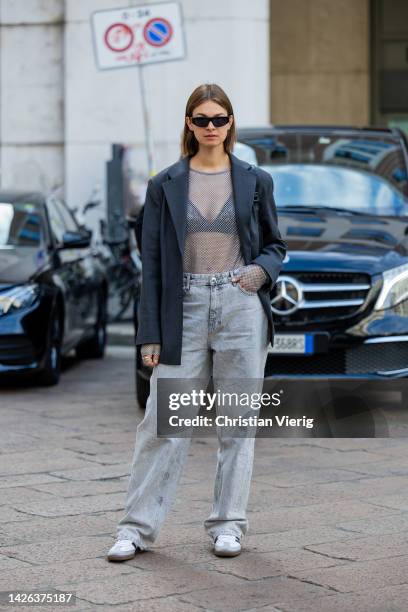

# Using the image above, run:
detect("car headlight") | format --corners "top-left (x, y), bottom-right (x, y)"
top-left (0, 283), bottom-right (40, 316)
top-left (374, 264), bottom-right (408, 310)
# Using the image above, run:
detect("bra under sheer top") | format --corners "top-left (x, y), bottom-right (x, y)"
top-left (183, 167), bottom-right (245, 274)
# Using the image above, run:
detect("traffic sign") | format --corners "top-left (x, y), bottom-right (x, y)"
top-left (143, 17), bottom-right (173, 47)
top-left (91, 2), bottom-right (185, 70)
top-left (104, 23), bottom-right (134, 53)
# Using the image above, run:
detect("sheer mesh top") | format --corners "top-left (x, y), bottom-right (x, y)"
top-left (182, 167), bottom-right (245, 273)
top-left (140, 164), bottom-right (270, 359)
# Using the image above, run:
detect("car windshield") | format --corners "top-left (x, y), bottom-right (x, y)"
top-left (0, 201), bottom-right (42, 247)
top-left (263, 164), bottom-right (408, 217)
top-left (237, 131), bottom-right (408, 202)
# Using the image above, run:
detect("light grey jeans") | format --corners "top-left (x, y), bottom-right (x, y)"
top-left (116, 269), bottom-right (269, 549)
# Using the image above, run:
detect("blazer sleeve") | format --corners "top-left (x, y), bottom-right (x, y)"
top-left (249, 172), bottom-right (287, 291)
top-left (135, 178), bottom-right (162, 346)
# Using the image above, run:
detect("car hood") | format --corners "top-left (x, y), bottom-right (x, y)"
top-left (0, 246), bottom-right (48, 285)
top-left (278, 208), bottom-right (408, 276)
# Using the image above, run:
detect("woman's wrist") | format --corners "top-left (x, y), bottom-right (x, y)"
top-left (233, 264), bottom-right (269, 292)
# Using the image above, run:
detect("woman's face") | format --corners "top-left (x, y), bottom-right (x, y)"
top-left (186, 100), bottom-right (233, 150)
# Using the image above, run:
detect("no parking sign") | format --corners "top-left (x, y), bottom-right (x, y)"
top-left (91, 2), bottom-right (185, 69)
top-left (143, 17), bottom-right (173, 47)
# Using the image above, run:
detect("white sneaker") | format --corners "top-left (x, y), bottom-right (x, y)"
top-left (107, 539), bottom-right (139, 562)
top-left (213, 534), bottom-right (241, 557)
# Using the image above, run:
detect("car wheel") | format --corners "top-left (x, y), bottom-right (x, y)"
top-left (38, 311), bottom-right (62, 386)
top-left (76, 292), bottom-right (107, 359)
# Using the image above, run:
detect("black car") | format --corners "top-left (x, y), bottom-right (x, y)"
top-left (135, 126), bottom-right (408, 409)
top-left (0, 191), bottom-right (108, 385)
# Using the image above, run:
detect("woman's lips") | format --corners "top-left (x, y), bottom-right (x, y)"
top-left (205, 135), bottom-right (217, 138)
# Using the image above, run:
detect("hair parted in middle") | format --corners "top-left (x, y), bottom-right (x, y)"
top-left (181, 83), bottom-right (236, 157)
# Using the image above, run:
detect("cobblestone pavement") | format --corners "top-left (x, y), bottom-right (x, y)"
top-left (0, 345), bottom-right (408, 611)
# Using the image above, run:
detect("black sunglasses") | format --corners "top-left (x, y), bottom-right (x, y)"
top-left (190, 115), bottom-right (231, 128)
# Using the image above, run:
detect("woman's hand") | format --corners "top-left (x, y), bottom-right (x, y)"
top-left (232, 264), bottom-right (269, 294)
top-left (141, 343), bottom-right (161, 368)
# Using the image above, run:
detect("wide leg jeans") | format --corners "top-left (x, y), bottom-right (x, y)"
top-left (116, 269), bottom-right (269, 549)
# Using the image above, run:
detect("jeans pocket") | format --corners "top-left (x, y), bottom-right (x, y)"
top-left (235, 282), bottom-right (258, 297)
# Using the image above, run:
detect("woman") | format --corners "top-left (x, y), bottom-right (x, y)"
top-left (107, 83), bottom-right (286, 561)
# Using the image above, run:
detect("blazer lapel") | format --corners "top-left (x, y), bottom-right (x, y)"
top-left (230, 153), bottom-right (257, 263)
top-left (162, 155), bottom-right (190, 257)
top-left (162, 151), bottom-right (257, 261)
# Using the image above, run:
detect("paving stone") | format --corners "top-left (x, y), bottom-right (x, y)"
top-left (287, 474), bottom-right (408, 504)
top-left (0, 474), bottom-right (63, 489)
top-left (153, 522), bottom-right (212, 548)
top-left (0, 557), bottom-right (139, 591)
top-left (246, 526), bottom-right (356, 553)
top-left (0, 507), bottom-right (33, 523)
top-left (245, 500), bottom-right (392, 535)
top-left (252, 467), bottom-right (365, 488)
top-left (0, 487), bottom-right (60, 506)
top-left (0, 511), bottom-right (122, 545)
top-left (74, 452), bottom-right (135, 465)
top-left (305, 532), bottom-right (408, 562)
top-left (0, 416), bottom-right (79, 438)
top-left (49, 463), bottom-right (131, 481)
top-left (55, 564), bottom-right (242, 605)
top-left (292, 556), bottom-right (408, 593)
top-left (103, 597), bottom-right (204, 612)
top-left (253, 446), bottom-right (387, 468)
top-left (61, 439), bottom-right (129, 456)
top-left (337, 456), bottom-right (408, 477)
top-left (0, 450), bottom-right (96, 476)
top-left (289, 584), bottom-right (408, 612)
top-left (30, 480), bottom-right (126, 498)
top-left (76, 431), bottom-right (138, 445)
top-left (179, 575), bottom-right (333, 611)
top-left (0, 553), bottom-right (33, 571)
top-left (362, 494), bottom-right (408, 512)
top-left (10, 492), bottom-right (125, 517)
top-left (271, 438), bottom-right (399, 453)
top-left (204, 547), bottom-right (346, 580)
top-left (0, 535), bottom-right (114, 565)
top-left (116, 543), bottom-right (214, 570)
top-left (249, 474), bottom-right (408, 510)
top-left (0, 432), bottom-right (48, 453)
top-left (338, 512), bottom-right (408, 536)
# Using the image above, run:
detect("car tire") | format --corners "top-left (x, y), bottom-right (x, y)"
top-left (38, 310), bottom-right (62, 386)
top-left (76, 292), bottom-right (107, 359)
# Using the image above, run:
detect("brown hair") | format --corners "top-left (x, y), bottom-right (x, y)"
top-left (181, 83), bottom-right (236, 157)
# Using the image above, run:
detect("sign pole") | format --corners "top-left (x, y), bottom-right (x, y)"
top-left (91, 1), bottom-right (186, 179)
top-left (139, 64), bottom-right (156, 177)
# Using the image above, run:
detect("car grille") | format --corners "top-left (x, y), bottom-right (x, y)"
top-left (265, 341), bottom-right (408, 376)
top-left (272, 272), bottom-right (371, 325)
top-left (0, 335), bottom-right (35, 365)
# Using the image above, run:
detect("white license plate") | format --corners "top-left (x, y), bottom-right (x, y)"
top-left (269, 334), bottom-right (314, 354)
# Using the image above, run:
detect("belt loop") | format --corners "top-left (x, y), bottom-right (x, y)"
top-left (186, 273), bottom-right (191, 291)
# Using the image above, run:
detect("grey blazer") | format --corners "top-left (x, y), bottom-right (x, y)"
top-left (135, 151), bottom-right (287, 365)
